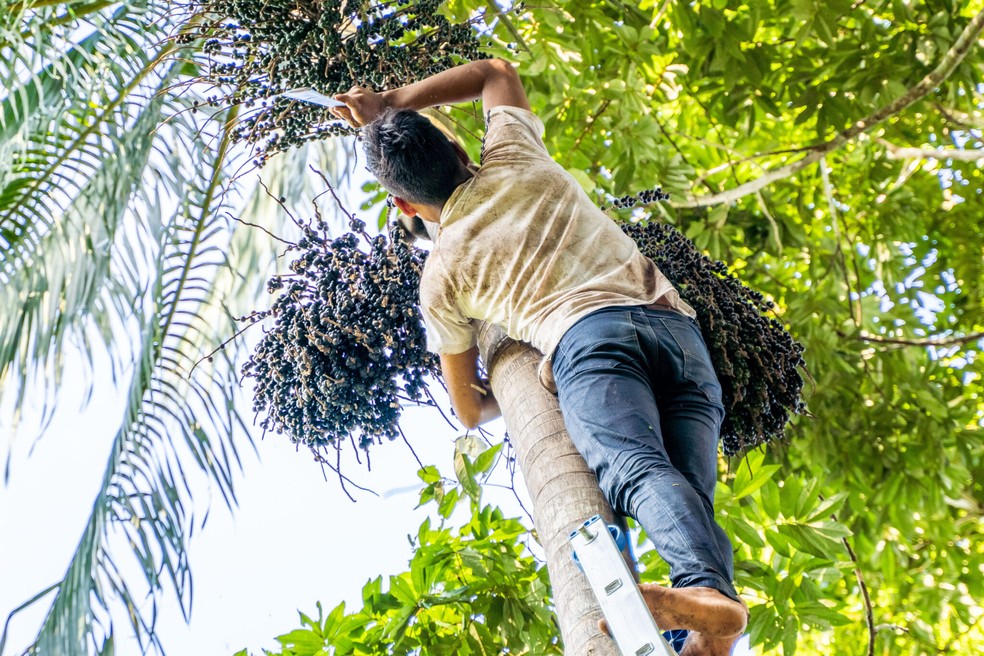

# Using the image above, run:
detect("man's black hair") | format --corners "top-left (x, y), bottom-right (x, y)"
top-left (362, 108), bottom-right (470, 206)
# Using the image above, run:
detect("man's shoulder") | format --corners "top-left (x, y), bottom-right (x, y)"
top-left (481, 106), bottom-right (549, 164)
top-left (485, 105), bottom-right (543, 128)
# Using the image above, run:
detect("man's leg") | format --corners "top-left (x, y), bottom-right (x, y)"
top-left (552, 307), bottom-right (746, 644)
top-left (637, 308), bottom-right (749, 654)
top-left (641, 308), bottom-right (735, 596)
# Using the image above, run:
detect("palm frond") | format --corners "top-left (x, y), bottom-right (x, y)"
top-left (0, 3), bottom-right (175, 280)
top-left (21, 105), bottom-right (251, 656)
top-left (1, 6), bottom-right (359, 654)
top-left (0, 64), bottom-right (181, 432)
top-left (0, 0), bottom-right (128, 147)
top-left (0, 3), bottom-right (197, 432)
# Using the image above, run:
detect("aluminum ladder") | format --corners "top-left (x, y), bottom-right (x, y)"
top-left (570, 515), bottom-right (678, 656)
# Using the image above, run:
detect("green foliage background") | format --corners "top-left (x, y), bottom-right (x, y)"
top-left (2, 1), bottom-right (982, 655)
top-left (247, 1), bottom-right (984, 654)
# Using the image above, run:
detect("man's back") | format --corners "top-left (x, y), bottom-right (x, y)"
top-left (420, 106), bottom-right (692, 360)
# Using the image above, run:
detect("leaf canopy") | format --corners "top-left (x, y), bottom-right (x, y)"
top-left (3, 1), bottom-right (982, 655)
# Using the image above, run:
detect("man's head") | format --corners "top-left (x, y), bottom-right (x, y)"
top-left (362, 108), bottom-right (472, 212)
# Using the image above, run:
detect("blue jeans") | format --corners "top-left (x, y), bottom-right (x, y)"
top-left (552, 305), bottom-right (738, 602)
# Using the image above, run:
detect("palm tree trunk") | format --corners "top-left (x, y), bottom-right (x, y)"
top-left (478, 322), bottom-right (622, 655)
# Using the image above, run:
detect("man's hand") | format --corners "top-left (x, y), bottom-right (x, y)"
top-left (331, 86), bottom-right (388, 127)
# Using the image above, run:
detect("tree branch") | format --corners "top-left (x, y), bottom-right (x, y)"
top-left (880, 140), bottom-right (984, 161)
top-left (673, 8), bottom-right (984, 208)
top-left (843, 535), bottom-right (876, 656)
top-left (934, 102), bottom-right (984, 129)
top-left (858, 331), bottom-right (984, 348)
top-left (825, 495), bottom-right (876, 656)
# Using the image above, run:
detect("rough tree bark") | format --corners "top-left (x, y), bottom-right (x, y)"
top-left (478, 322), bottom-right (624, 655)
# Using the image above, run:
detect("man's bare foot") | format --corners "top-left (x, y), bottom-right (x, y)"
top-left (639, 585), bottom-right (747, 637)
top-left (598, 585), bottom-right (747, 639)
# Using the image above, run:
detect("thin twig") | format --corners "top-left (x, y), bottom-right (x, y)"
top-left (820, 494), bottom-right (876, 656)
top-left (309, 165), bottom-right (363, 231)
top-left (691, 94), bottom-right (741, 188)
top-left (189, 316), bottom-right (265, 375)
top-left (819, 157), bottom-right (861, 327)
top-left (843, 527), bottom-right (875, 656)
top-left (443, 106), bottom-right (487, 143)
top-left (650, 0), bottom-right (671, 28)
top-left (502, 436), bottom-right (535, 525)
top-left (933, 102), bottom-right (984, 129)
top-left (653, 114), bottom-right (716, 195)
top-left (424, 382), bottom-right (461, 431)
top-left (311, 448), bottom-right (380, 501)
top-left (857, 331), bottom-right (984, 348)
top-left (399, 424), bottom-right (425, 471)
top-left (225, 211), bottom-right (295, 245)
top-left (754, 191), bottom-right (783, 252)
top-left (565, 99), bottom-right (611, 164)
top-left (256, 177), bottom-right (301, 228)
top-left (485, 2), bottom-right (530, 53)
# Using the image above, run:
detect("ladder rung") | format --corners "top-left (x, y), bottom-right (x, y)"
top-left (605, 578), bottom-right (623, 595)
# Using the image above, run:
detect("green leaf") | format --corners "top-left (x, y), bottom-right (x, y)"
top-left (728, 515), bottom-right (766, 549)
top-left (778, 523), bottom-right (842, 559)
top-left (454, 435), bottom-right (487, 505)
top-left (794, 600), bottom-right (853, 629)
top-left (472, 442), bottom-right (502, 476)
top-left (732, 462), bottom-right (781, 499)
top-left (438, 487), bottom-right (461, 519)
top-left (276, 629), bottom-right (326, 655)
top-left (418, 465), bottom-right (441, 484)
top-left (804, 493), bottom-right (850, 523)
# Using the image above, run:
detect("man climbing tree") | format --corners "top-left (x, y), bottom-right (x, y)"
top-left (331, 58), bottom-right (749, 656)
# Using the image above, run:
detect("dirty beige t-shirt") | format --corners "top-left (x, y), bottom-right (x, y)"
top-left (419, 106), bottom-right (694, 368)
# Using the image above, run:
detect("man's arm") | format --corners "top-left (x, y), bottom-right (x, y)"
top-left (441, 347), bottom-right (501, 429)
top-left (330, 58), bottom-right (529, 127)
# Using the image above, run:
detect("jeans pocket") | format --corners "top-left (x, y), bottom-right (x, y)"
top-left (659, 316), bottom-right (722, 405)
top-left (555, 310), bottom-right (641, 378)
